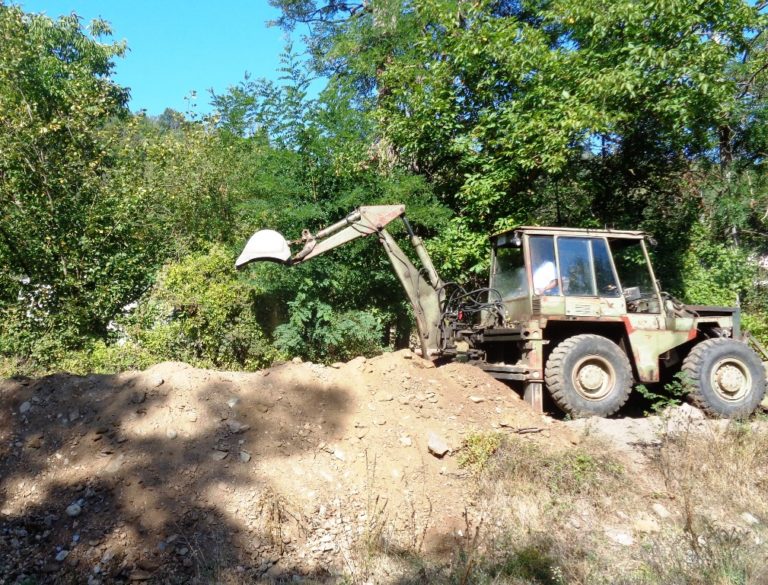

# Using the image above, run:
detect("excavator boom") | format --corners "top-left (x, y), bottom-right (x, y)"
top-left (236, 205), bottom-right (445, 357)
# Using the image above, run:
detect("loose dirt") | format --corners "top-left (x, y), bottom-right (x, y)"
top-left (0, 350), bottom-right (576, 584)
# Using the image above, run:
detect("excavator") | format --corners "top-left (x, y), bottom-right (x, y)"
top-left (236, 205), bottom-right (767, 418)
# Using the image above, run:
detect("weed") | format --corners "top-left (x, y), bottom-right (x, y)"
top-left (458, 432), bottom-right (503, 472)
top-left (636, 371), bottom-right (690, 414)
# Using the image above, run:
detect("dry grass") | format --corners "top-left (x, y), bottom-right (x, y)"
top-left (204, 422), bottom-right (768, 584)
top-left (351, 426), bottom-right (768, 585)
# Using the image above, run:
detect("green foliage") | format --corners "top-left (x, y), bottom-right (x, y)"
top-left (126, 246), bottom-right (277, 370)
top-left (458, 431), bottom-right (503, 472)
top-left (274, 292), bottom-right (383, 363)
top-left (0, 5), bottom-right (128, 341)
top-left (636, 372), bottom-right (691, 415)
top-left (679, 223), bottom-right (754, 307)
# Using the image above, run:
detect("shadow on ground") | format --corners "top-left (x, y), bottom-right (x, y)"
top-left (0, 365), bottom-right (351, 584)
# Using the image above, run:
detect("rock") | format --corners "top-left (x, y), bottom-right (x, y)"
top-left (399, 435), bottom-right (413, 447)
top-left (427, 432), bottom-right (450, 457)
top-left (652, 503), bottom-right (671, 519)
top-left (377, 394), bottom-right (394, 402)
top-left (292, 357), bottom-right (303, 364)
top-left (604, 528), bottom-right (633, 546)
top-left (333, 449), bottom-right (345, 461)
top-left (66, 503), bottom-right (82, 517)
top-left (330, 362), bottom-right (343, 369)
top-left (137, 558), bottom-right (160, 571)
top-left (469, 396), bottom-right (485, 403)
top-left (130, 391), bottom-right (146, 405)
top-left (19, 401), bottom-right (31, 414)
top-left (55, 550), bottom-right (69, 562)
top-left (186, 411), bottom-right (198, 422)
top-left (105, 455), bottom-right (125, 474)
top-left (374, 417), bottom-right (387, 426)
top-left (150, 375), bottom-right (164, 387)
top-left (129, 570), bottom-right (152, 581)
top-left (239, 451), bottom-right (251, 463)
top-left (742, 512), bottom-right (760, 525)
top-left (27, 434), bottom-right (44, 449)
top-left (665, 403), bottom-right (706, 433)
top-left (227, 398), bottom-right (239, 408)
top-left (227, 421), bottom-right (250, 434)
top-left (212, 450), bottom-right (228, 461)
top-left (633, 517), bottom-right (660, 533)
top-left (166, 429), bottom-right (177, 439)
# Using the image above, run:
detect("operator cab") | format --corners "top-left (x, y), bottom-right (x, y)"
top-left (490, 226), bottom-right (662, 318)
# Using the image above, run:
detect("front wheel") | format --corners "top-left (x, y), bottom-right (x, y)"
top-left (681, 338), bottom-right (766, 418)
top-left (545, 334), bottom-right (633, 417)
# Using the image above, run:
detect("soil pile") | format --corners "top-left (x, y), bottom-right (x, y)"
top-left (0, 350), bottom-right (566, 583)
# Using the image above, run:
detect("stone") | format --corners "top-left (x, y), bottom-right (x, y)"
top-left (292, 357), bottom-right (303, 364)
top-left (66, 503), bottom-right (82, 517)
top-left (742, 512), bottom-right (760, 525)
top-left (55, 550), bottom-right (69, 562)
top-left (166, 429), bottom-right (177, 439)
top-left (129, 570), bottom-right (152, 581)
top-left (227, 421), bottom-right (250, 434)
top-left (333, 449), bottom-right (345, 461)
top-left (105, 455), bottom-right (125, 474)
top-left (130, 391), bottom-right (146, 405)
top-left (330, 362), bottom-right (343, 369)
top-left (652, 503), bottom-right (671, 519)
top-left (604, 528), bottom-right (634, 546)
top-left (469, 396), bottom-right (485, 403)
top-left (27, 434), bottom-right (44, 449)
top-left (212, 450), bottom-right (228, 461)
top-left (239, 451), bottom-right (251, 463)
top-left (427, 432), bottom-right (450, 457)
top-left (186, 411), bottom-right (198, 422)
top-left (150, 375), bottom-right (164, 387)
top-left (377, 394), bottom-right (394, 402)
top-left (19, 401), bottom-right (31, 414)
top-left (399, 435), bottom-right (413, 447)
top-left (633, 517), bottom-right (660, 533)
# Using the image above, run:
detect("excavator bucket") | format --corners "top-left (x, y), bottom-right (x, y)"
top-left (235, 229), bottom-right (293, 268)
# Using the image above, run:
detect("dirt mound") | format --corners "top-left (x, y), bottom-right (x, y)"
top-left (0, 350), bottom-right (567, 583)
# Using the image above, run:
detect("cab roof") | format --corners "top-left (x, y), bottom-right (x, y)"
top-left (493, 226), bottom-right (647, 240)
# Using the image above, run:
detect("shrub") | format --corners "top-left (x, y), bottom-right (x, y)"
top-left (273, 292), bottom-right (383, 363)
top-left (125, 245), bottom-right (277, 370)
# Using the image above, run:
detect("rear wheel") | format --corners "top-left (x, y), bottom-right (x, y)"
top-left (545, 334), bottom-right (633, 417)
top-left (681, 338), bottom-right (766, 418)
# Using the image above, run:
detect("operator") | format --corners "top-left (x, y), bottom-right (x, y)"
top-left (533, 260), bottom-right (559, 295)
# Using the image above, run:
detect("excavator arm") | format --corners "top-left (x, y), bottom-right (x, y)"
top-left (236, 205), bottom-right (446, 358)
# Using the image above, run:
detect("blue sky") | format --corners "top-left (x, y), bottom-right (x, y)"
top-left (19, 1), bottom-right (311, 116)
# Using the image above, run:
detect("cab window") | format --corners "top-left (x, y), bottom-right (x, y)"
top-left (556, 237), bottom-right (620, 297)
top-left (530, 236), bottom-right (558, 295)
top-left (492, 245), bottom-right (527, 299)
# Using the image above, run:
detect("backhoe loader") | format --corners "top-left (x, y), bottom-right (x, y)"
top-left (236, 205), bottom-right (767, 418)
